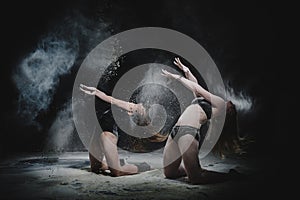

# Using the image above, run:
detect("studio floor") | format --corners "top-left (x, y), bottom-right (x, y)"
top-left (0, 150), bottom-right (274, 200)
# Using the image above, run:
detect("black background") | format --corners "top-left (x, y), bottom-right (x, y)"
top-left (0, 0), bottom-right (286, 198)
top-left (0, 0), bottom-right (282, 188)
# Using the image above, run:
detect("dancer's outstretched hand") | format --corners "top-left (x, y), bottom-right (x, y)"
top-left (161, 69), bottom-right (173, 78)
top-left (79, 84), bottom-right (98, 95)
top-left (173, 57), bottom-right (189, 73)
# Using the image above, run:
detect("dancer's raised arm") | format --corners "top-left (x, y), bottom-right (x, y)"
top-left (79, 84), bottom-right (145, 115)
top-left (161, 70), bottom-right (225, 116)
top-left (173, 57), bottom-right (198, 84)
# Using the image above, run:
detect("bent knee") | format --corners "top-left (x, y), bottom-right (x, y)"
top-left (102, 131), bottom-right (113, 137)
top-left (101, 131), bottom-right (117, 141)
top-left (163, 168), bottom-right (177, 179)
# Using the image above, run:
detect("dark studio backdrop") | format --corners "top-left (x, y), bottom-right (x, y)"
top-left (0, 0), bottom-right (281, 189)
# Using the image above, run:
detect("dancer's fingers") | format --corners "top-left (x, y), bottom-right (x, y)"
top-left (175, 57), bottom-right (180, 62)
top-left (79, 87), bottom-right (89, 93)
top-left (85, 86), bottom-right (97, 91)
top-left (177, 58), bottom-right (185, 67)
top-left (176, 57), bottom-right (182, 64)
top-left (161, 69), bottom-right (171, 77)
top-left (79, 88), bottom-right (86, 93)
top-left (163, 69), bottom-right (171, 73)
top-left (80, 88), bottom-right (92, 95)
top-left (173, 60), bottom-right (180, 67)
top-left (80, 84), bottom-right (95, 91)
top-left (80, 87), bottom-right (97, 96)
top-left (80, 84), bottom-right (88, 89)
top-left (79, 85), bottom-right (87, 91)
top-left (84, 85), bottom-right (94, 90)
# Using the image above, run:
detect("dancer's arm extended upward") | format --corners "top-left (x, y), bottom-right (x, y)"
top-left (173, 57), bottom-right (198, 84)
top-left (161, 70), bottom-right (225, 116)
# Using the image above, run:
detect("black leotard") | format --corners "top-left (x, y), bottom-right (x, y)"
top-left (98, 109), bottom-right (118, 137)
top-left (191, 97), bottom-right (212, 119)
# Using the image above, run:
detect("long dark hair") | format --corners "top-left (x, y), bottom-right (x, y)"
top-left (211, 101), bottom-right (248, 158)
top-left (147, 132), bottom-right (168, 142)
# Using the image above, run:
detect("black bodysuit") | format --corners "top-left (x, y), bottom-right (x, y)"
top-left (98, 109), bottom-right (118, 137)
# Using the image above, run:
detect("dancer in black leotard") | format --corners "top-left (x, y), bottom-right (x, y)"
top-left (80, 84), bottom-right (158, 176)
top-left (162, 57), bottom-right (245, 184)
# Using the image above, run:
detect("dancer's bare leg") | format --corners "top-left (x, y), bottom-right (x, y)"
top-left (100, 131), bottom-right (138, 176)
top-left (177, 135), bottom-right (229, 184)
top-left (163, 137), bottom-right (186, 179)
top-left (88, 132), bottom-right (107, 173)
